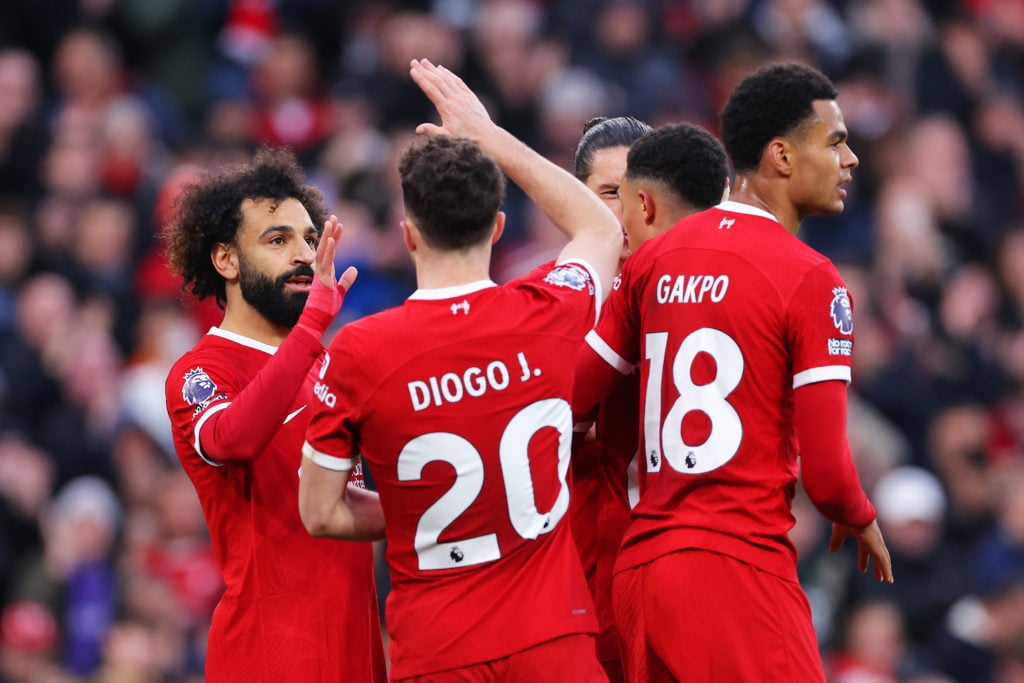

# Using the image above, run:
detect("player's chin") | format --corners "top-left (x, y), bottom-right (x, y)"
top-left (815, 198), bottom-right (846, 215)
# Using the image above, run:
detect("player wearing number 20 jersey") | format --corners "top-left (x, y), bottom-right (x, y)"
top-left (303, 262), bottom-right (601, 680)
top-left (583, 200), bottom-right (876, 583)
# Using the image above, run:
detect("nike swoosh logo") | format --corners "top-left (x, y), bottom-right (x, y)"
top-left (283, 405), bottom-right (307, 424)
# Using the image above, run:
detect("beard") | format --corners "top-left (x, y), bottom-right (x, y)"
top-left (237, 256), bottom-right (312, 329)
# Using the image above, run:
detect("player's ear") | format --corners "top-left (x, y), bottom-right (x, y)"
top-left (401, 219), bottom-right (418, 252)
top-left (490, 211), bottom-right (505, 244)
top-left (211, 242), bottom-right (238, 280)
top-left (638, 189), bottom-right (657, 226)
top-left (766, 138), bottom-right (794, 177)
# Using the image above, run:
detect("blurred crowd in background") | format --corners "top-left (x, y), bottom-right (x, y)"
top-left (0, 0), bottom-right (1022, 681)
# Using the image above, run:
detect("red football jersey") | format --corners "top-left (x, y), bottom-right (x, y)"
top-left (570, 373), bottom-right (639, 665)
top-left (587, 201), bottom-right (857, 582)
top-left (513, 262), bottom-right (638, 667)
top-left (166, 328), bottom-right (386, 683)
top-left (304, 262), bottom-right (602, 680)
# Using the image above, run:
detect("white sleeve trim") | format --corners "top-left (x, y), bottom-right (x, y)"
top-left (193, 402), bottom-right (230, 467)
top-left (555, 257), bottom-right (603, 326)
top-left (792, 365), bottom-right (852, 389)
top-left (302, 441), bottom-right (355, 472)
top-left (585, 329), bottom-right (636, 375)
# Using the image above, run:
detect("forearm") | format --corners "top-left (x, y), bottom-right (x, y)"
top-left (200, 327), bottom-right (322, 464)
top-left (795, 380), bottom-right (876, 527)
top-left (299, 458), bottom-right (386, 541)
top-left (481, 127), bottom-right (620, 247)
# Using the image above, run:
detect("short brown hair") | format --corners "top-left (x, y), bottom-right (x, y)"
top-left (399, 136), bottom-right (505, 251)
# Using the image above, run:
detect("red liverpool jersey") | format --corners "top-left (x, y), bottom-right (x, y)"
top-left (586, 201), bottom-right (857, 582)
top-left (166, 328), bottom-right (385, 683)
top-left (304, 262), bottom-right (602, 680)
top-left (570, 372), bottom-right (639, 665)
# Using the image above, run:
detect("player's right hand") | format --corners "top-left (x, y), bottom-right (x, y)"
top-left (409, 58), bottom-right (495, 145)
top-left (828, 519), bottom-right (894, 584)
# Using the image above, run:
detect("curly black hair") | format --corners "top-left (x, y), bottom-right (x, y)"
top-left (163, 146), bottom-right (327, 309)
top-left (399, 136), bottom-right (506, 251)
top-left (574, 116), bottom-right (652, 181)
top-left (625, 122), bottom-right (729, 211)
top-left (720, 62), bottom-right (838, 173)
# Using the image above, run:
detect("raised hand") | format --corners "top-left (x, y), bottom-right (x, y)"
top-left (304, 215), bottom-right (358, 327)
top-left (409, 58), bottom-right (496, 144)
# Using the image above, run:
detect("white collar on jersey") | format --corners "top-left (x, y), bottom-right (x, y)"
top-left (716, 200), bottom-right (782, 224)
top-left (408, 279), bottom-right (497, 300)
top-left (207, 326), bottom-right (278, 355)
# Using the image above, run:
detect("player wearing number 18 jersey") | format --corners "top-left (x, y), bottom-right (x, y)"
top-left (575, 62), bottom-right (893, 682)
top-left (299, 60), bottom-right (622, 681)
top-left (565, 117), bottom-right (729, 683)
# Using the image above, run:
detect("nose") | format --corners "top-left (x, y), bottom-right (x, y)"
top-left (294, 236), bottom-right (316, 264)
top-left (844, 143), bottom-right (859, 169)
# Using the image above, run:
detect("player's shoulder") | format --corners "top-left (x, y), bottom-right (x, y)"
top-left (165, 329), bottom-right (269, 393)
top-left (325, 304), bottom-right (430, 381)
top-left (166, 333), bottom-right (217, 389)
top-left (329, 305), bottom-right (406, 350)
top-left (507, 259), bottom-right (595, 293)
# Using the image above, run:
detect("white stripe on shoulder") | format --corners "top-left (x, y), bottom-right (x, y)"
top-left (792, 365), bottom-right (852, 389)
top-left (555, 257), bottom-right (604, 325)
top-left (585, 329), bottom-right (635, 375)
top-left (193, 401), bottom-right (231, 467)
top-left (302, 442), bottom-right (355, 471)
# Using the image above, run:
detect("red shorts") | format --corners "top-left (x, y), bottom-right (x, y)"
top-left (395, 633), bottom-right (608, 683)
top-left (613, 550), bottom-right (825, 683)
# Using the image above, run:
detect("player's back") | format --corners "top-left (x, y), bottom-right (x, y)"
top-left (317, 269), bottom-right (600, 679)
top-left (611, 200), bottom-right (854, 581)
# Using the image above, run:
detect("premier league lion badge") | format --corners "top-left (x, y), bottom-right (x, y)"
top-left (181, 367), bottom-right (219, 407)
top-left (544, 264), bottom-right (594, 294)
top-left (830, 287), bottom-right (853, 335)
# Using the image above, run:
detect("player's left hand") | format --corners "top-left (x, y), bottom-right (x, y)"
top-left (828, 519), bottom-right (894, 583)
top-left (305, 215), bottom-right (358, 322)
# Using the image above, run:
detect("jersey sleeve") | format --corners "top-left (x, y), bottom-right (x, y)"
top-left (584, 258), bottom-right (642, 373)
top-left (165, 327), bottom-right (323, 466)
top-left (787, 262), bottom-right (854, 389)
top-left (794, 380), bottom-right (876, 527)
top-left (303, 333), bottom-right (362, 472)
top-left (518, 259), bottom-right (602, 333)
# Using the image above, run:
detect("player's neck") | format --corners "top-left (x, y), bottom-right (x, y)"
top-left (729, 174), bottom-right (800, 235)
top-left (413, 247), bottom-right (493, 290)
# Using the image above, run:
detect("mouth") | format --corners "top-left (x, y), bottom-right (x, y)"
top-left (285, 275), bottom-right (313, 292)
top-left (837, 179), bottom-right (853, 199)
